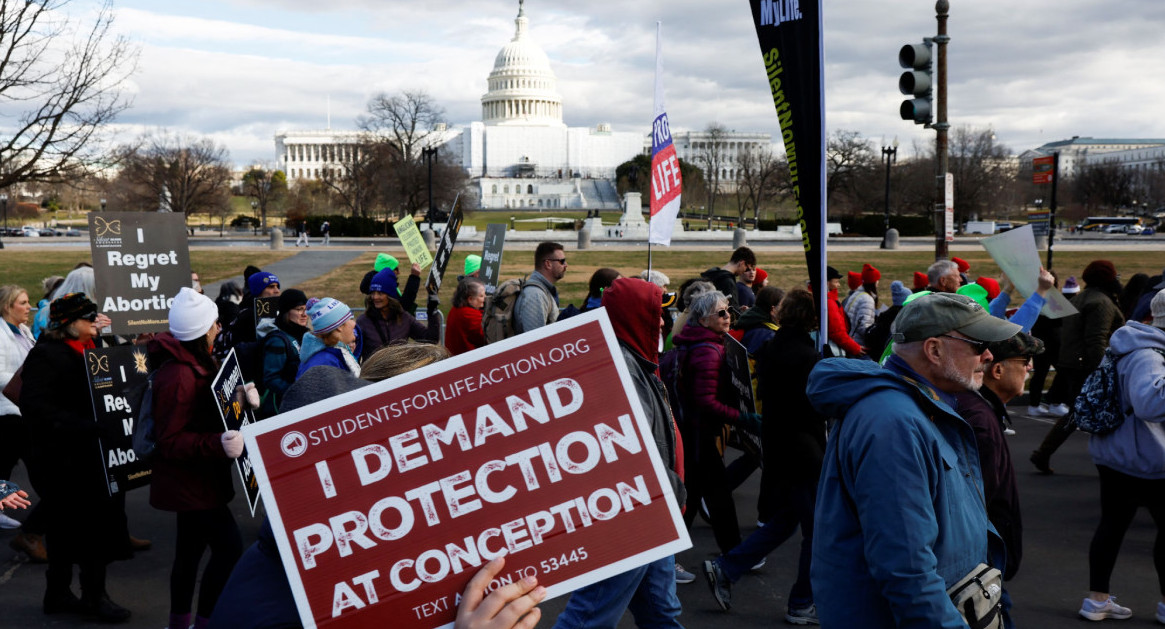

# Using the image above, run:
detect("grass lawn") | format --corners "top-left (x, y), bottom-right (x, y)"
top-left (0, 249), bottom-right (295, 297)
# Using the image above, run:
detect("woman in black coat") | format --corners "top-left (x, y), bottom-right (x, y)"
top-left (21, 293), bottom-right (132, 622)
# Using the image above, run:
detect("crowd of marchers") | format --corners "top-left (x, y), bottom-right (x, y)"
top-left (2, 244), bottom-right (1165, 628)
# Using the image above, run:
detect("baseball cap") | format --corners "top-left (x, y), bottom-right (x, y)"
top-left (891, 292), bottom-right (1021, 344)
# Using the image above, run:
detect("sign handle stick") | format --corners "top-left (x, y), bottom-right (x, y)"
top-left (1047, 152), bottom-right (1059, 271)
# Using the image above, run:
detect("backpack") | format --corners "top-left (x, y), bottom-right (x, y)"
top-left (482, 278), bottom-right (527, 343)
top-left (127, 360), bottom-right (169, 460)
top-left (1075, 347), bottom-right (1165, 435)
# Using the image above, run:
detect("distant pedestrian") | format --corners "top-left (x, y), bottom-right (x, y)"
top-left (295, 220), bottom-right (309, 247)
top-left (320, 220), bottom-right (330, 246)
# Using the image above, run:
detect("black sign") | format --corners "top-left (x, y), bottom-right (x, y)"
top-left (89, 212), bottom-right (192, 335)
top-left (749, 0), bottom-right (827, 350)
top-left (724, 335), bottom-right (762, 462)
top-left (480, 224), bottom-right (507, 295)
top-left (254, 296), bottom-right (279, 331)
top-left (426, 196), bottom-right (465, 295)
top-left (212, 349), bottom-right (261, 514)
top-left (84, 346), bottom-right (152, 495)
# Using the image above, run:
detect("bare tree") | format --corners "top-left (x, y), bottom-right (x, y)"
top-left (318, 136), bottom-right (383, 219)
top-left (110, 132), bottom-right (232, 216)
top-left (359, 90), bottom-right (447, 162)
top-left (693, 123), bottom-right (728, 216)
top-left (826, 129), bottom-right (878, 215)
top-left (734, 144), bottom-right (785, 223)
top-left (0, 1), bottom-right (136, 188)
top-left (946, 126), bottom-right (1016, 223)
top-left (242, 166), bottom-right (287, 230)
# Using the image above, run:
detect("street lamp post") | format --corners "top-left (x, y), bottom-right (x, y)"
top-left (251, 200), bottom-right (259, 235)
top-left (422, 146), bottom-right (438, 229)
top-left (881, 140), bottom-right (898, 249)
top-left (0, 193), bottom-right (7, 250)
top-left (933, 0), bottom-right (951, 261)
top-left (100, 198), bottom-right (107, 212)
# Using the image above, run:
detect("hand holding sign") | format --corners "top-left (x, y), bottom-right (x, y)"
top-left (454, 558), bottom-right (546, 629)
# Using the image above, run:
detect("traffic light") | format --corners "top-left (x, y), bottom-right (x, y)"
top-left (898, 39), bottom-right (933, 126)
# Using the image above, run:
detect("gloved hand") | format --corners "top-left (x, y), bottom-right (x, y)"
top-left (243, 382), bottom-right (261, 409)
top-left (221, 430), bottom-right (244, 459)
top-left (736, 412), bottom-right (762, 435)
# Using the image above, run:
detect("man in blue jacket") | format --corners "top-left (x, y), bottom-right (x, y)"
top-left (808, 292), bottom-right (1020, 627)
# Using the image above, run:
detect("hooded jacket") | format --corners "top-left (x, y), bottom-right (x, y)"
top-left (602, 278), bottom-right (685, 506)
top-left (1089, 321), bottom-right (1165, 479)
top-left (259, 318), bottom-right (307, 416)
top-left (826, 288), bottom-right (863, 356)
top-left (730, 306), bottom-right (778, 354)
top-left (843, 286), bottom-right (876, 345)
top-left (808, 356), bottom-right (992, 628)
top-left (297, 332), bottom-right (360, 378)
top-left (148, 332), bottom-right (235, 512)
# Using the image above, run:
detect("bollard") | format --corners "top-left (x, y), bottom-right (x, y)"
top-left (881, 228), bottom-right (900, 250)
top-left (422, 229), bottom-right (436, 248)
top-left (577, 228), bottom-right (591, 250)
top-left (270, 228), bottom-right (284, 250)
top-left (732, 228), bottom-right (747, 249)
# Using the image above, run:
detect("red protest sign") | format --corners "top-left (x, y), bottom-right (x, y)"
top-left (242, 310), bottom-right (689, 629)
top-left (1032, 155), bottom-right (1055, 184)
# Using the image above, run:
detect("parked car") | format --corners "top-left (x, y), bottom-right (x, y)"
top-left (1103, 224), bottom-right (1127, 234)
top-left (1141, 227), bottom-right (1156, 236)
top-left (38, 228), bottom-right (57, 237)
top-left (20, 226), bottom-right (40, 237)
top-left (63, 228), bottom-right (82, 237)
top-left (995, 222), bottom-right (1013, 233)
top-left (1124, 224), bottom-right (1144, 235)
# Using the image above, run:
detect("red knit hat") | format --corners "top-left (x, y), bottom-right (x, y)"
top-left (976, 276), bottom-right (1001, 300)
top-left (861, 263), bottom-right (881, 284)
top-left (1082, 260), bottom-right (1118, 286)
top-left (913, 271), bottom-right (929, 291)
top-left (754, 268), bottom-right (768, 286)
top-left (952, 257), bottom-right (970, 273)
top-left (847, 271), bottom-right (862, 290)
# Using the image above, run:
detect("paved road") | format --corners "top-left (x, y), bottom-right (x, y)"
top-left (200, 249), bottom-right (366, 299)
top-left (3, 403), bottom-right (1161, 628)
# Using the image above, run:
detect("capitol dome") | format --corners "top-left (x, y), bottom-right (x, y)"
top-left (481, 0), bottom-right (564, 127)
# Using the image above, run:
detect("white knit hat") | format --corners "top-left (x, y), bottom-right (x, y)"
top-left (169, 286), bottom-right (219, 341)
top-left (1152, 289), bottom-right (1165, 328)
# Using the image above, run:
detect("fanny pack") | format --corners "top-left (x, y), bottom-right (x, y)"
top-left (947, 562), bottom-right (1004, 628)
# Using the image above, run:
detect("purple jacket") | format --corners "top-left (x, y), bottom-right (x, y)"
top-left (672, 322), bottom-right (740, 430)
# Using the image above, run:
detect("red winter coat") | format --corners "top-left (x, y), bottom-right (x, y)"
top-left (826, 289), bottom-right (863, 356)
top-left (445, 306), bottom-right (485, 356)
top-left (147, 332), bottom-right (235, 512)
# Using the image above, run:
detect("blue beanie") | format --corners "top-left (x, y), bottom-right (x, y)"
top-left (307, 298), bottom-right (352, 336)
top-left (890, 280), bottom-right (911, 307)
top-left (247, 271), bottom-right (279, 297)
top-left (369, 269), bottom-right (399, 296)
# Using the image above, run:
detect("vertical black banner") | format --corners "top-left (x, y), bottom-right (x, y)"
top-left (748, 0), bottom-right (827, 347)
top-left (85, 345), bottom-right (152, 495)
top-left (212, 349), bottom-right (261, 514)
top-left (480, 224), bottom-right (508, 295)
top-left (89, 212), bottom-right (192, 336)
top-left (426, 196), bottom-right (465, 295)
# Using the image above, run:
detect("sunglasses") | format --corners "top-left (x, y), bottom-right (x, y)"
top-left (80, 312), bottom-right (99, 322)
top-left (716, 308), bottom-right (730, 319)
top-left (939, 334), bottom-right (990, 355)
top-left (547, 258), bottom-right (567, 265)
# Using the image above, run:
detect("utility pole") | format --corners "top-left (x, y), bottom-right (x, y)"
top-left (881, 140), bottom-right (898, 249)
top-left (933, 0), bottom-right (950, 260)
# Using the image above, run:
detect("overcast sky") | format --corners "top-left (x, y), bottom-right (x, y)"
top-left (91, 0), bottom-right (1165, 167)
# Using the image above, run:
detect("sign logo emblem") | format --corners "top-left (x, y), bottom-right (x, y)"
top-left (281, 431), bottom-right (308, 457)
top-left (93, 217), bottom-right (122, 237)
top-left (88, 353), bottom-right (110, 375)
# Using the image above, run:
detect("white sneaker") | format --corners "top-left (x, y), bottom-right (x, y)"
top-left (1079, 595), bottom-right (1132, 621)
top-left (0, 513), bottom-right (20, 529)
top-left (1004, 428), bottom-right (1017, 436)
top-left (1048, 403), bottom-right (1071, 417)
top-left (1028, 405), bottom-right (1050, 417)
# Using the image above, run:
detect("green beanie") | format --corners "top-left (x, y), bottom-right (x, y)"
top-left (374, 253), bottom-right (399, 272)
top-left (464, 254), bottom-right (482, 276)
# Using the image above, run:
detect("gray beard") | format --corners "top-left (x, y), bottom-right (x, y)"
top-left (942, 360), bottom-right (982, 393)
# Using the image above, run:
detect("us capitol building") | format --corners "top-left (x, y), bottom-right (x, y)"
top-left (274, 1), bottom-right (771, 211)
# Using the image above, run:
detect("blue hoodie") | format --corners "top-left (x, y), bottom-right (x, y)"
top-left (1089, 321), bottom-right (1165, 479)
top-left (807, 356), bottom-right (993, 629)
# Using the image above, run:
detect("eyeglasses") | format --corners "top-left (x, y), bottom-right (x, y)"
top-left (547, 258), bottom-right (567, 265)
top-left (80, 312), bottom-right (99, 322)
top-left (716, 309), bottom-right (730, 319)
top-left (939, 334), bottom-right (990, 355)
